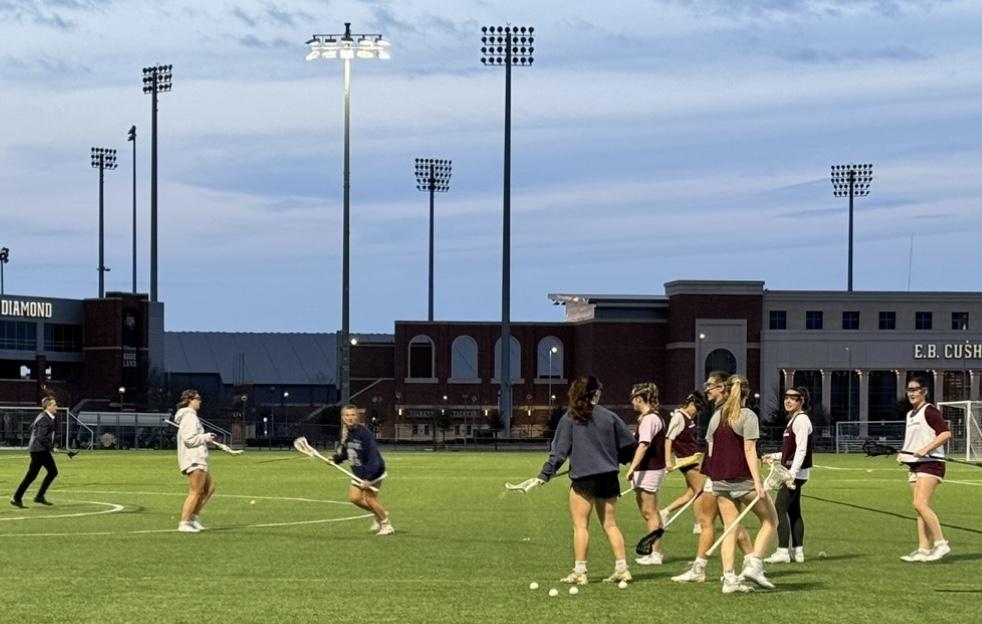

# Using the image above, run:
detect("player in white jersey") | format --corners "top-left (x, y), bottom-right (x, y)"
top-left (898, 376), bottom-right (951, 563)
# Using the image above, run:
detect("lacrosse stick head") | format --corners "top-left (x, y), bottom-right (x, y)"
top-left (862, 440), bottom-right (897, 457)
top-left (635, 527), bottom-right (665, 555)
top-left (293, 436), bottom-right (312, 454)
top-left (67, 451), bottom-right (79, 459)
top-left (763, 463), bottom-right (795, 490)
top-left (504, 477), bottom-right (543, 493)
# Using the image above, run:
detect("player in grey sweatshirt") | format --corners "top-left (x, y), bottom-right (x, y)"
top-left (10, 396), bottom-right (61, 507)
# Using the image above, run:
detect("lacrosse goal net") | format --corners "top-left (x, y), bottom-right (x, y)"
top-left (937, 400), bottom-right (982, 462)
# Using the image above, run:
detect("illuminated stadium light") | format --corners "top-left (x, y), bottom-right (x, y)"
top-left (830, 163), bottom-right (874, 292)
top-left (91, 147), bottom-right (118, 298)
top-left (414, 158), bottom-right (453, 321)
top-left (142, 64), bottom-right (172, 303)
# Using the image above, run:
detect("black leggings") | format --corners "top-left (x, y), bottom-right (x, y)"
top-left (13, 451), bottom-right (58, 501)
top-left (774, 479), bottom-right (807, 548)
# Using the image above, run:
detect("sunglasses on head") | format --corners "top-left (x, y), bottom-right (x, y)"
top-left (906, 386), bottom-right (924, 393)
top-left (784, 393), bottom-right (802, 401)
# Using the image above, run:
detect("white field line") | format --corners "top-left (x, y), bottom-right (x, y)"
top-left (0, 500), bottom-right (123, 522)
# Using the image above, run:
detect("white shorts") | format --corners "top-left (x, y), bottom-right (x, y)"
top-left (711, 479), bottom-right (754, 500)
top-left (908, 471), bottom-right (943, 484)
top-left (352, 470), bottom-right (389, 488)
top-left (631, 469), bottom-right (666, 493)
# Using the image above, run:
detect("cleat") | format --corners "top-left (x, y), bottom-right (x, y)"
top-left (560, 571), bottom-right (588, 585)
top-left (635, 552), bottom-right (663, 566)
top-left (900, 549), bottom-right (931, 562)
top-left (177, 522), bottom-right (200, 533)
top-left (793, 547), bottom-right (805, 563)
top-left (739, 558), bottom-right (775, 589)
top-left (765, 549), bottom-right (791, 564)
top-left (33, 497), bottom-right (53, 506)
top-left (9, 498), bottom-right (25, 509)
top-left (189, 515), bottom-right (206, 531)
top-left (603, 569), bottom-right (632, 584)
top-left (924, 542), bottom-right (951, 561)
top-left (722, 572), bottom-right (753, 594)
top-left (376, 522), bottom-right (395, 536)
top-left (672, 563), bottom-right (706, 583)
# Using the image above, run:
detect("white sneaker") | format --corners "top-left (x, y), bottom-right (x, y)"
top-left (793, 547), bottom-right (805, 563)
top-left (924, 541), bottom-right (951, 561)
top-left (190, 515), bottom-right (206, 531)
top-left (692, 522), bottom-right (702, 534)
top-left (560, 571), bottom-right (588, 585)
top-left (369, 519), bottom-right (381, 532)
top-left (177, 521), bottom-right (200, 533)
top-left (722, 572), bottom-right (753, 594)
top-left (764, 549), bottom-right (791, 564)
top-left (900, 549), bottom-right (931, 562)
top-left (739, 558), bottom-right (775, 589)
top-left (603, 568), bottom-right (632, 583)
top-left (671, 564), bottom-right (706, 583)
top-left (376, 522), bottom-right (395, 536)
top-left (635, 552), bottom-right (663, 565)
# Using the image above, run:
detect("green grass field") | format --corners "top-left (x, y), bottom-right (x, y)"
top-left (1, 450), bottom-right (980, 624)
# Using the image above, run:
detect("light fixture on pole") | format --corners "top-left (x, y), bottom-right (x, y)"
top-left (91, 147), bottom-right (118, 298)
top-left (127, 125), bottom-right (137, 293)
top-left (0, 247), bottom-right (8, 295)
top-left (305, 23), bottom-right (390, 404)
top-left (831, 163), bottom-right (873, 292)
top-left (118, 386), bottom-right (126, 409)
top-left (142, 64), bottom-right (172, 303)
top-left (481, 24), bottom-right (534, 437)
top-left (414, 158), bottom-right (452, 321)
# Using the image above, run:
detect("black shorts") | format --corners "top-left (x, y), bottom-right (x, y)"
top-left (571, 471), bottom-right (621, 500)
top-left (680, 463), bottom-right (700, 474)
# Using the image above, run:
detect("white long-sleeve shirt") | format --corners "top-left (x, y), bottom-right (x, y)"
top-left (767, 413), bottom-right (813, 480)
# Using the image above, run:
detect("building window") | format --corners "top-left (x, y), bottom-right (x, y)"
top-left (842, 311), bottom-right (860, 330)
top-left (537, 336), bottom-right (563, 378)
top-left (704, 349), bottom-right (737, 380)
top-left (805, 311), bottom-right (823, 330)
top-left (915, 312), bottom-right (933, 330)
top-left (769, 310), bottom-right (787, 330)
top-left (43, 324), bottom-right (84, 352)
top-left (494, 336), bottom-right (521, 381)
top-left (450, 335), bottom-right (478, 380)
top-left (0, 321), bottom-right (37, 350)
top-left (408, 335), bottom-right (435, 379)
top-left (879, 311), bottom-right (896, 330)
top-left (952, 312), bottom-right (969, 331)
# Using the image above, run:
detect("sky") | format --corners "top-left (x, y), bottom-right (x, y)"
top-left (2, 0), bottom-right (982, 333)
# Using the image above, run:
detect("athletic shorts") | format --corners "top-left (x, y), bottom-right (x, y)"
top-left (571, 471), bottom-right (621, 499)
top-left (680, 463), bottom-right (700, 474)
top-left (711, 479), bottom-right (754, 500)
top-left (181, 462), bottom-right (208, 476)
top-left (631, 468), bottom-right (666, 493)
top-left (702, 477), bottom-right (714, 494)
top-left (906, 461), bottom-right (945, 483)
top-left (352, 470), bottom-right (388, 488)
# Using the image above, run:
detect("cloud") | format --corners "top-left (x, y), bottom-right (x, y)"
top-left (777, 45), bottom-right (930, 64)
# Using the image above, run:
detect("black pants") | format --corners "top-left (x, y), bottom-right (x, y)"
top-left (775, 478), bottom-right (807, 548)
top-left (13, 451), bottom-right (58, 501)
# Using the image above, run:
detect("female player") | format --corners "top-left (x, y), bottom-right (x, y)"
top-left (625, 382), bottom-right (666, 565)
top-left (705, 375), bottom-right (778, 593)
top-left (537, 375), bottom-right (636, 585)
top-left (764, 386), bottom-right (814, 564)
top-left (332, 404), bottom-right (393, 535)
top-left (661, 390), bottom-right (709, 535)
top-left (175, 390), bottom-right (216, 533)
top-left (897, 376), bottom-right (951, 562)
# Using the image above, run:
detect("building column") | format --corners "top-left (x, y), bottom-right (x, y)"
top-left (895, 369), bottom-right (907, 401)
top-left (933, 370), bottom-right (943, 403)
top-left (820, 369), bottom-right (831, 418)
top-left (971, 370), bottom-right (979, 401)
top-left (782, 368), bottom-right (794, 392)
top-left (858, 370), bottom-right (869, 436)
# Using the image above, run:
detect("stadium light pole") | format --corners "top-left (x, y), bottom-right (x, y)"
top-left (142, 64), bottom-right (172, 303)
top-left (91, 147), bottom-right (118, 298)
top-left (305, 23), bottom-right (390, 405)
top-left (481, 24), bottom-right (534, 437)
top-left (0, 247), bottom-right (8, 295)
top-left (831, 163), bottom-right (873, 292)
top-left (127, 125), bottom-right (137, 293)
top-left (414, 158), bottom-right (452, 321)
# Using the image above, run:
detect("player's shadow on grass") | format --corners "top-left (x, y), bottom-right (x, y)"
top-left (772, 581), bottom-right (825, 592)
top-left (938, 553), bottom-right (982, 563)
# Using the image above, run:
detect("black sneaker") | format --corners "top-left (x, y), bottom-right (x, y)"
top-left (33, 497), bottom-right (53, 506)
top-left (9, 498), bottom-right (25, 508)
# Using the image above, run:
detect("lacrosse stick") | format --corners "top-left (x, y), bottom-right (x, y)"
top-left (620, 452), bottom-right (706, 496)
top-left (164, 420), bottom-right (244, 455)
top-left (504, 469), bottom-right (569, 493)
top-left (635, 526), bottom-right (666, 556)
top-left (53, 448), bottom-right (79, 459)
top-left (705, 463), bottom-right (794, 557)
top-left (663, 491), bottom-right (703, 529)
top-left (293, 436), bottom-right (379, 492)
top-left (862, 440), bottom-right (981, 467)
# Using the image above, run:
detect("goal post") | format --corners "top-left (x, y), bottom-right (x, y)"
top-left (937, 400), bottom-right (982, 462)
top-left (835, 420), bottom-right (907, 453)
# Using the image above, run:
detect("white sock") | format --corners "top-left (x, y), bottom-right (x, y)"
top-left (574, 561), bottom-right (587, 574)
top-left (615, 559), bottom-right (628, 572)
top-left (693, 557), bottom-right (707, 569)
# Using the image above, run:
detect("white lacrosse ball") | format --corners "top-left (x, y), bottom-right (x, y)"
top-left (819, 551), bottom-right (828, 558)
top-left (548, 589), bottom-right (559, 597)
top-left (568, 587), bottom-right (579, 596)
top-left (529, 582), bottom-right (539, 590)
top-left (617, 580), bottom-right (628, 589)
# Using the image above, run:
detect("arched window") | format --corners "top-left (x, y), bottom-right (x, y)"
top-left (704, 348), bottom-right (736, 380)
top-left (408, 335), bottom-right (435, 379)
top-left (494, 336), bottom-right (522, 381)
top-left (450, 335), bottom-right (479, 380)
top-left (537, 337), bottom-right (564, 379)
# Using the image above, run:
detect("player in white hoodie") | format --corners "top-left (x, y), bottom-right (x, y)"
top-left (174, 389), bottom-right (216, 533)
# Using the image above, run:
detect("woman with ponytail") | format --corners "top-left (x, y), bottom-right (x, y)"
top-left (705, 374), bottom-right (778, 593)
top-left (537, 375), bottom-right (636, 586)
top-left (624, 382), bottom-right (667, 565)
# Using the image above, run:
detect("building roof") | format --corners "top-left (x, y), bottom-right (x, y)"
top-left (165, 332), bottom-right (338, 386)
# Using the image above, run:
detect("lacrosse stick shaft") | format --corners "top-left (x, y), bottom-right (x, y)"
top-left (165, 420), bottom-right (241, 455)
top-left (664, 491), bottom-right (702, 529)
top-left (706, 493), bottom-right (762, 557)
